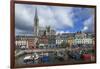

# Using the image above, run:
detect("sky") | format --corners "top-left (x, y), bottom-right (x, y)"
top-left (15, 3), bottom-right (95, 35)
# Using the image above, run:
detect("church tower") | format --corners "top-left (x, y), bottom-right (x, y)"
top-left (34, 8), bottom-right (39, 36)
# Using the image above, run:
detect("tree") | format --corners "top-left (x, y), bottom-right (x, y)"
top-left (66, 43), bottom-right (70, 48)
top-left (46, 26), bottom-right (50, 33)
top-left (61, 41), bottom-right (67, 48)
top-left (43, 30), bottom-right (46, 36)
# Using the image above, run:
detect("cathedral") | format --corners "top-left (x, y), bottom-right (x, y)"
top-left (15, 8), bottom-right (56, 50)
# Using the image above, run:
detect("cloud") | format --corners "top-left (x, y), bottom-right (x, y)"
top-left (56, 30), bottom-right (70, 35)
top-left (70, 7), bottom-right (95, 32)
top-left (82, 26), bottom-right (88, 31)
top-left (37, 5), bottom-right (74, 30)
top-left (15, 4), bottom-right (74, 35)
top-left (51, 6), bottom-right (74, 28)
top-left (82, 15), bottom-right (94, 32)
top-left (15, 4), bottom-right (95, 35)
top-left (72, 8), bottom-right (94, 22)
top-left (15, 4), bottom-right (35, 33)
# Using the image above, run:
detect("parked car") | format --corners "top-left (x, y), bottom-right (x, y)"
top-left (39, 44), bottom-right (45, 49)
top-left (20, 45), bottom-right (26, 50)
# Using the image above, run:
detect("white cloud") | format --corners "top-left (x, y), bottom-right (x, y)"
top-left (37, 5), bottom-right (74, 31)
top-left (53, 7), bottom-right (74, 28)
top-left (82, 15), bottom-right (94, 32)
top-left (37, 5), bottom-right (57, 28)
top-left (56, 30), bottom-right (70, 35)
top-left (82, 26), bottom-right (88, 31)
top-left (15, 4), bottom-right (74, 35)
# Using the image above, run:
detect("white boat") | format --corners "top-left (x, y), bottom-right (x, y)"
top-left (23, 55), bottom-right (34, 63)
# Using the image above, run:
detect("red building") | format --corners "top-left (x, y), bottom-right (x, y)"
top-left (28, 39), bottom-right (36, 49)
top-left (39, 35), bottom-right (48, 45)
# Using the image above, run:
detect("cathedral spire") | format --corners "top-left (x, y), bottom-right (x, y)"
top-left (34, 7), bottom-right (39, 36)
top-left (34, 8), bottom-right (38, 23)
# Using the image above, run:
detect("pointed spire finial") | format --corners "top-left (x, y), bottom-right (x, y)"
top-left (34, 7), bottom-right (39, 36)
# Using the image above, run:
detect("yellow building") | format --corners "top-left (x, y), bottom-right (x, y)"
top-left (67, 36), bottom-right (74, 47)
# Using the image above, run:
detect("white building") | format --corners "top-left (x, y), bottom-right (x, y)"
top-left (74, 32), bottom-right (93, 44)
top-left (15, 36), bottom-right (37, 49)
top-left (15, 36), bottom-right (28, 49)
top-left (56, 34), bottom-right (63, 45)
top-left (74, 38), bottom-right (93, 44)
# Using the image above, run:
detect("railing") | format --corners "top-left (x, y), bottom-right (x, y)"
top-left (15, 48), bottom-right (68, 57)
top-left (15, 48), bottom-right (93, 57)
